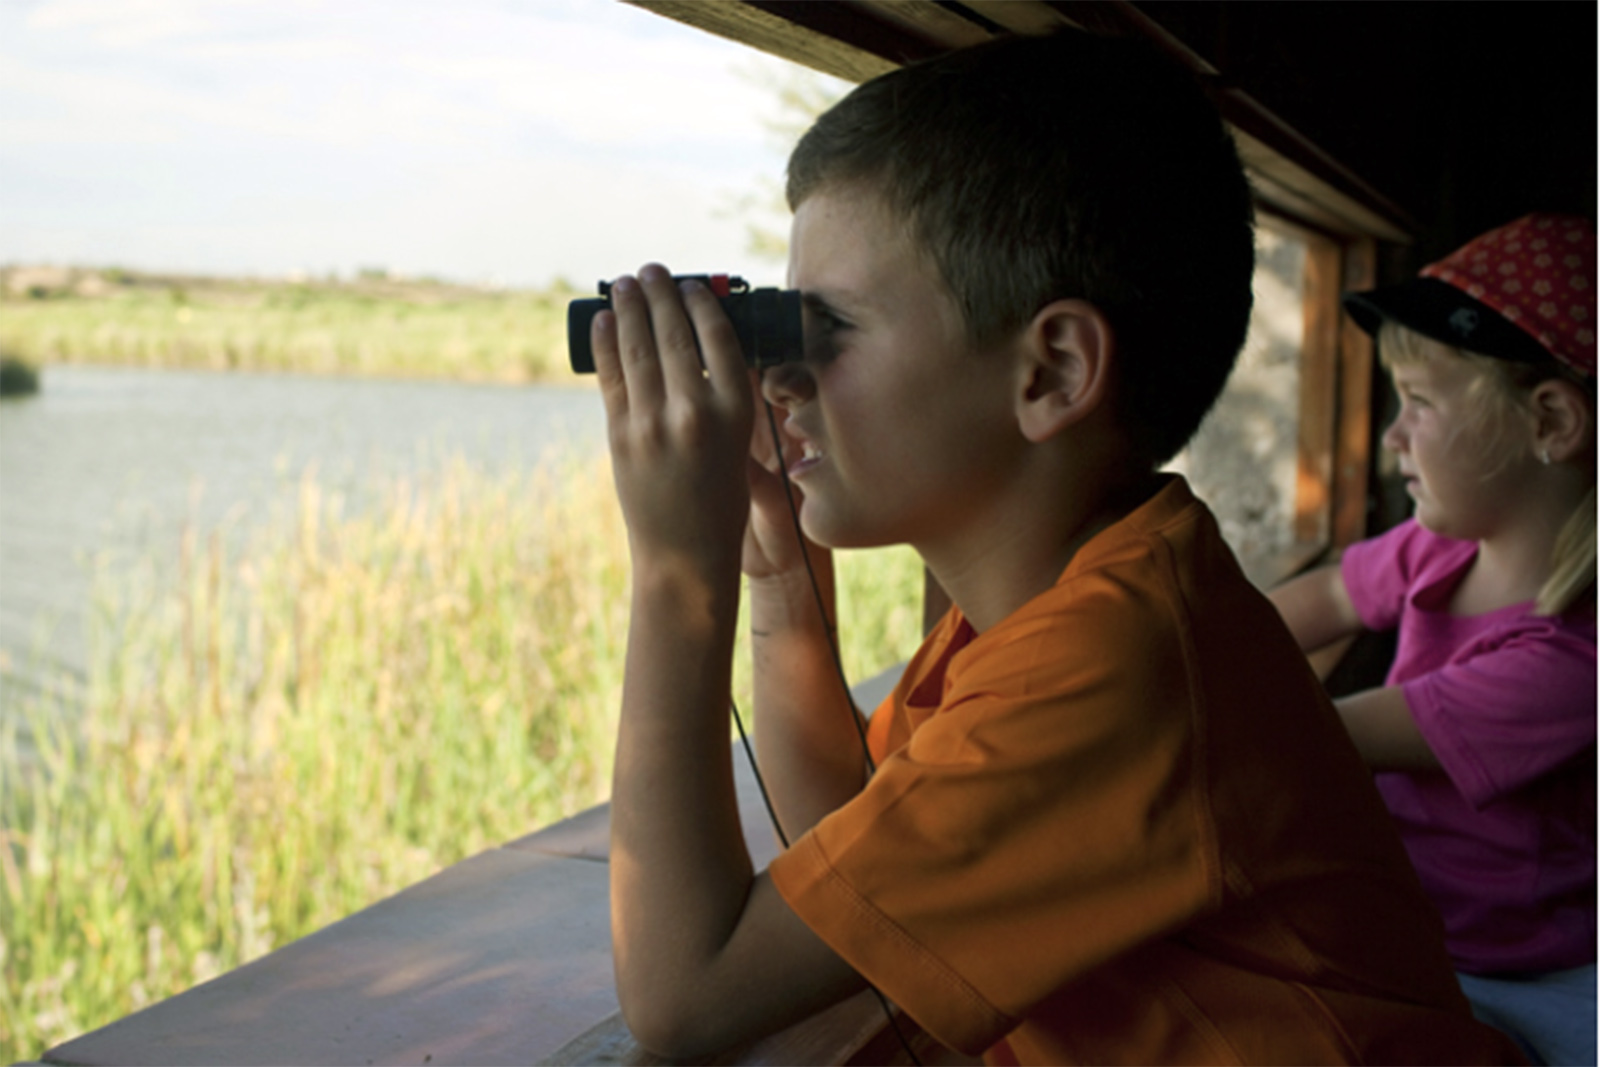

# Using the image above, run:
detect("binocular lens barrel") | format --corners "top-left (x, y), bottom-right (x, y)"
top-left (567, 281), bottom-right (803, 374)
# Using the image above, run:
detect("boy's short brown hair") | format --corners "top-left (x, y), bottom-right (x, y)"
top-left (787, 30), bottom-right (1255, 467)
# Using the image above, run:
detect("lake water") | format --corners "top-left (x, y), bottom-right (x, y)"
top-left (0, 364), bottom-right (608, 711)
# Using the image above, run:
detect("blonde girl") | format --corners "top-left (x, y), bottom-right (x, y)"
top-left (1272, 214), bottom-right (1596, 1066)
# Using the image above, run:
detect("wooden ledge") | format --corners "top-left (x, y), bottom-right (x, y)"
top-left (39, 665), bottom-right (914, 1067)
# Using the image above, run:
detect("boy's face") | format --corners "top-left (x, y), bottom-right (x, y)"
top-left (764, 186), bottom-right (1025, 558)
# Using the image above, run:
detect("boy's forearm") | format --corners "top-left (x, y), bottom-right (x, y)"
top-left (608, 562), bottom-right (866, 1056)
top-left (749, 567), bottom-right (870, 840)
top-left (610, 563), bottom-right (754, 1012)
top-left (593, 266), bottom-right (869, 1055)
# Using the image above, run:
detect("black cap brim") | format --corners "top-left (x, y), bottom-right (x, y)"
top-left (1343, 277), bottom-right (1556, 367)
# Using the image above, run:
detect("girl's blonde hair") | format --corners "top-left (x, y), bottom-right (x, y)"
top-left (1378, 320), bottom-right (1596, 616)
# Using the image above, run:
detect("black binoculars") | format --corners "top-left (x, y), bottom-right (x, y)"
top-left (567, 274), bottom-right (804, 374)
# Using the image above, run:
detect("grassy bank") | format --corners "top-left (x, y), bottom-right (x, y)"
top-left (0, 454), bottom-right (925, 1061)
top-left (0, 269), bottom-right (574, 383)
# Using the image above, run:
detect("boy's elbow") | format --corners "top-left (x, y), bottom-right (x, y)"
top-left (618, 978), bottom-right (730, 1060)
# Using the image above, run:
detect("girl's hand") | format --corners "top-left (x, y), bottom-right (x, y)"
top-left (592, 264), bottom-right (754, 580)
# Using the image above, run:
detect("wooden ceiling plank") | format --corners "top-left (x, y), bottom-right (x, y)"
top-left (850, 0), bottom-right (995, 49)
top-left (631, 0), bottom-right (1415, 243)
top-left (960, 0), bottom-right (1079, 35)
top-left (1234, 128), bottom-right (1409, 243)
top-left (627, 0), bottom-right (895, 83)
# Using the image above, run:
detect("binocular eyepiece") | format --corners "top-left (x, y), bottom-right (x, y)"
top-left (567, 274), bottom-right (804, 374)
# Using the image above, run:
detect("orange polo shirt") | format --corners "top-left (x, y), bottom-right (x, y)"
top-left (769, 477), bottom-right (1521, 1065)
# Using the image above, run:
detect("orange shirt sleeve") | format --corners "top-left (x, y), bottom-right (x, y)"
top-left (864, 685), bottom-right (896, 766)
top-left (769, 554), bottom-right (1218, 1055)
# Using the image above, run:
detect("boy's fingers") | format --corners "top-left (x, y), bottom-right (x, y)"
top-left (680, 279), bottom-right (750, 404)
top-left (750, 388), bottom-right (800, 473)
top-left (748, 378), bottom-right (775, 466)
top-left (639, 264), bottom-right (711, 398)
top-left (609, 272), bottom-right (665, 413)
top-left (590, 308), bottom-right (629, 421)
top-left (747, 449), bottom-right (791, 512)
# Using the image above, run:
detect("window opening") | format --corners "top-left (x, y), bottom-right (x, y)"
top-left (1167, 212), bottom-right (1308, 583)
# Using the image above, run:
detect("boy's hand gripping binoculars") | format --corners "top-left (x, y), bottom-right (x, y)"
top-left (567, 274), bottom-right (804, 374)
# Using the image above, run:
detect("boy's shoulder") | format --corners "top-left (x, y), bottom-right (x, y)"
top-left (913, 475), bottom-right (1291, 731)
top-left (1012, 474), bottom-right (1259, 636)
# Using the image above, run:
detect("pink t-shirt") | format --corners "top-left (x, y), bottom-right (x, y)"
top-left (1342, 520), bottom-right (1596, 974)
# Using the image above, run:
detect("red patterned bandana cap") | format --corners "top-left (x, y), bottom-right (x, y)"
top-left (1421, 213), bottom-right (1596, 377)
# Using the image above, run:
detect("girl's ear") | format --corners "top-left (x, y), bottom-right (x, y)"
top-left (1015, 299), bottom-right (1115, 444)
top-left (1530, 378), bottom-right (1594, 464)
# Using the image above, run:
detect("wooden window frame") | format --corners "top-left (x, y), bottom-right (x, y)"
top-left (1257, 208), bottom-right (1379, 587)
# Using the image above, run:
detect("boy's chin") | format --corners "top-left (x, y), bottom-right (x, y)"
top-left (798, 507), bottom-right (893, 553)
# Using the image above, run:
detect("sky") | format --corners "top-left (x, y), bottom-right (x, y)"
top-left (0, 0), bottom-right (849, 289)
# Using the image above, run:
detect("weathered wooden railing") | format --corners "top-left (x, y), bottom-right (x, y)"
top-left (31, 667), bottom-right (969, 1067)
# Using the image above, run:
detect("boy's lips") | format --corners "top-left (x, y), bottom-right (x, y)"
top-left (783, 425), bottom-right (824, 478)
top-left (789, 439), bottom-right (824, 478)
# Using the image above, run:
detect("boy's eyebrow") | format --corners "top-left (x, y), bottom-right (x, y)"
top-left (802, 288), bottom-right (867, 320)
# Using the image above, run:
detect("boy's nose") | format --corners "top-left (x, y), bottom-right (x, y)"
top-left (760, 361), bottom-right (816, 409)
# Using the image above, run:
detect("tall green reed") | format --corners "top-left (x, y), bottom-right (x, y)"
top-left (0, 454), bottom-right (925, 1061)
top-left (0, 286), bottom-right (571, 382)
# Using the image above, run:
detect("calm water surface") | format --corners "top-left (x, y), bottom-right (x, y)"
top-left (0, 364), bottom-right (607, 710)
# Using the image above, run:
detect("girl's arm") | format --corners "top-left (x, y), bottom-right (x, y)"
top-left (1269, 564), bottom-right (1442, 772)
top-left (1333, 686), bottom-right (1443, 772)
top-left (1268, 562), bottom-right (1365, 654)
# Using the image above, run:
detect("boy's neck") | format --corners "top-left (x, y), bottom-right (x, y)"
top-left (925, 468), bottom-right (1165, 633)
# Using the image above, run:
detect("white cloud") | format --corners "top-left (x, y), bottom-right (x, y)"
top-left (7, 0), bottom-right (781, 148)
top-left (23, 0), bottom-right (239, 47)
top-left (0, 0), bottom-right (846, 286)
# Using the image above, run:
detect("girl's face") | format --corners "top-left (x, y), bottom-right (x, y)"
top-left (1381, 340), bottom-right (1537, 541)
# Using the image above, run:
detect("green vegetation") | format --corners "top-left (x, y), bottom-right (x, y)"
top-left (0, 355), bottom-right (40, 397)
top-left (0, 454), bottom-right (926, 1062)
top-left (0, 268), bottom-right (575, 383)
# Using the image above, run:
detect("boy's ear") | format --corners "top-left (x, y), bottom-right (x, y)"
top-left (1530, 378), bottom-right (1594, 463)
top-left (1015, 299), bottom-right (1115, 444)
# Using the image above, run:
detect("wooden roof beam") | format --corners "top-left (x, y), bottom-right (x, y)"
top-left (628, 0), bottom-right (1414, 241)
